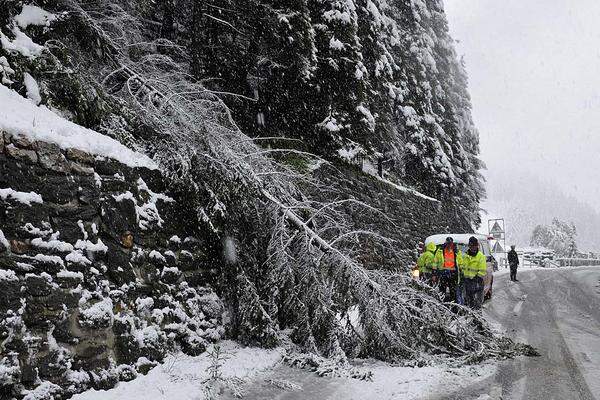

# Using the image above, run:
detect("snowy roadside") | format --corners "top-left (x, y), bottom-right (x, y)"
top-left (299, 360), bottom-right (496, 400)
top-left (71, 340), bottom-right (496, 400)
top-left (72, 341), bottom-right (284, 400)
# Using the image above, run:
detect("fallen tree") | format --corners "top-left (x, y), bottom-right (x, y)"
top-left (37, 0), bottom-right (535, 364)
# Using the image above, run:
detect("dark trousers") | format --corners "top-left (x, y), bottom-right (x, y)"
top-left (456, 278), bottom-right (465, 306)
top-left (465, 276), bottom-right (484, 310)
top-left (420, 272), bottom-right (432, 285)
top-left (510, 263), bottom-right (518, 281)
top-left (438, 270), bottom-right (458, 302)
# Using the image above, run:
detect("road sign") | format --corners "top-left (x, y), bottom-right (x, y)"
top-left (490, 221), bottom-right (503, 235)
top-left (488, 218), bottom-right (506, 256)
top-left (492, 241), bottom-right (505, 253)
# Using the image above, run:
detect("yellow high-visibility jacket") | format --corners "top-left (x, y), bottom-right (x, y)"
top-left (417, 242), bottom-right (437, 273)
top-left (460, 251), bottom-right (487, 279)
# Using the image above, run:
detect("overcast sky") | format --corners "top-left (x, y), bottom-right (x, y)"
top-left (444, 0), bottom-right (600, 210)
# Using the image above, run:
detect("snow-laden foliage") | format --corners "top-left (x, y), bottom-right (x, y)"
top-left (156, 0), bottom-right (485, 227)
top-left (531, 218), bottom-right (579, 257)
top-left (0, 0), bottom-right (517, 366)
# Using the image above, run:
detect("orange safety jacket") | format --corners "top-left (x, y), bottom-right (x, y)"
top-left (443, 247), bottom-right (457, 271)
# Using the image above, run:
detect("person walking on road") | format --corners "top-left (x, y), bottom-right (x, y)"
top-left (434, 237), bottom-right (461, 302)
top-left (508, 245), bottom-right (519, 282)
top-left (461, 236), bottom-right (487, 310)
top-left (417, 242), bottom-right (438, 284)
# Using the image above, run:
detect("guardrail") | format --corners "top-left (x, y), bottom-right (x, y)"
top-left (556, 258), bottom-right (600, 267)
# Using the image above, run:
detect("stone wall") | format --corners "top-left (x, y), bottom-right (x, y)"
top-left (0, 132), bottom-right (224, 399)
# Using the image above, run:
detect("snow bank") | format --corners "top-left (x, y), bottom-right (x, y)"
top-left (0, 84), bottom-right (157, 169)
top-left (72, 341), bottom-right (283, 400)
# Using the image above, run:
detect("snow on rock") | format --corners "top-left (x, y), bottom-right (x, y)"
top-left (79, 298), bottom-right (114, 328)
top-left (75, 239), bottom-right (108, 254)
top-left (148, 250), bottom-right (166, 263)
top-left (22, 222), bottom-right (53, 237)
top-left (16, 262), bottom-right (34, 272)
top-left (31, 237), bottom-right (74, 253)
top-left (23, 72), bottom-right (41, 105)
top-left (0, 187), bottom-right (43, 205)
top-left (0, 84), bottom-right (157, 169)
top-left (0, 26), bottom-right (44, 58)
top-left (72, 342), bottom-right (283, 400)
top-left (0, 228), bottom-right (9, 249)
top-left (0, 269), bottom-right (18, 281)
top-left (15, 4), bottom-right (58, 29)
top-left (33, 253), bottom-right (65, 267)
top-left (135, 297), bottom-right (154, 317)
top-left (77, 220), bottom-right (88, 240)
top-left (113, 191), bottom-right (135, 203)
top-left (56, 269), bottom-right (84, 280)
top-left (65, 250), bottom-right (92, 266)
top-left (113, 180), bottom-right (173, 231)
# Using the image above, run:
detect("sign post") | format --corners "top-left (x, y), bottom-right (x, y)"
top-left (488, 218), bottom-right (507, 268)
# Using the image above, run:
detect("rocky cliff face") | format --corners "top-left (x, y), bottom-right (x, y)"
top-left (0, 132), bottom-right (224, 399)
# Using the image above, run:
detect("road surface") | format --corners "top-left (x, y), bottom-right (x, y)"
top-left (226, 267), bottom-right (600, 400)
top-left (435, 266), bottom-right (600, 400)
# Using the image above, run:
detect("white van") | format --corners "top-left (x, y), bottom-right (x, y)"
top-left (424, 233), bottom-right (497, 300)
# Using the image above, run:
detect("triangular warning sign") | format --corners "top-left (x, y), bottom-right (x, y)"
top-left (492, 241), bottom-right (505, 253)
top-left (490, 221), bottom-right (503, 234)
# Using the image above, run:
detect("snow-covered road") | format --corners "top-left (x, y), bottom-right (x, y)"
top-left (437, 266), bottom-right (600, 400)
top-left (73, 267), bottom-right (600, 400)
top-left (229, 267), bottom-right (600, 400)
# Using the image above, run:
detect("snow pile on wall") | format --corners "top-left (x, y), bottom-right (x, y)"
top-left (0, 84), bottom-right (156, 169)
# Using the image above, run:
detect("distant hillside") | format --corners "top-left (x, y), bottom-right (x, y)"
top-left (482, 170), bottom-right (600, 252)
